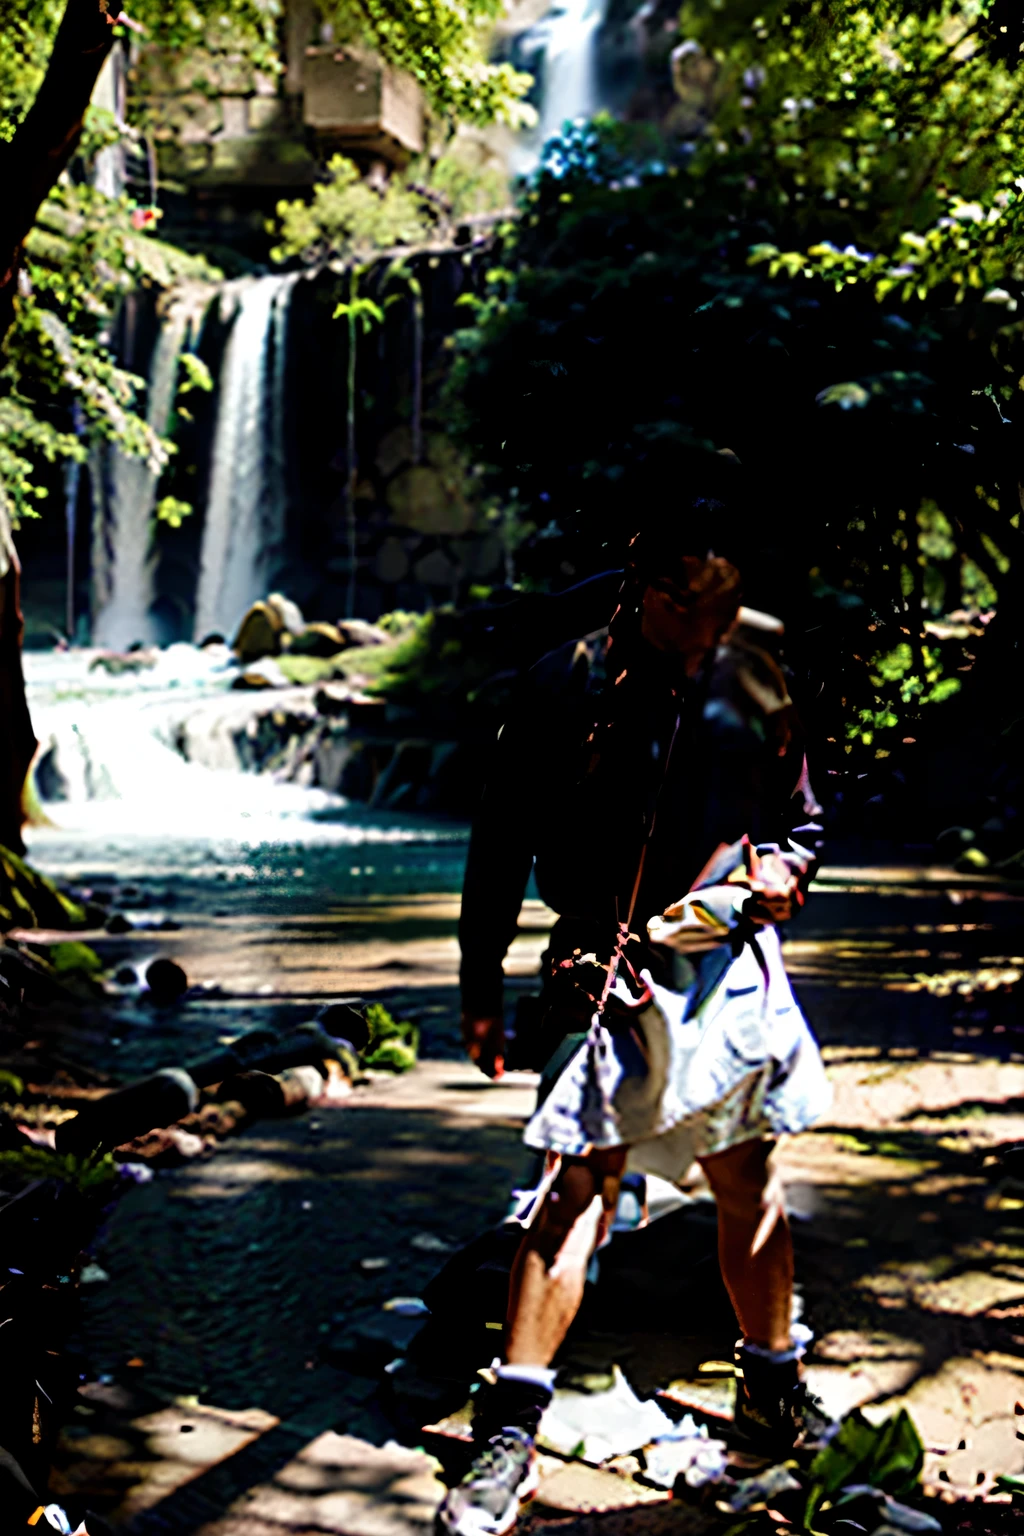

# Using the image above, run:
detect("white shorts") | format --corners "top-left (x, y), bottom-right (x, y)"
top-left (523, 928), bottom-right (831, 1181)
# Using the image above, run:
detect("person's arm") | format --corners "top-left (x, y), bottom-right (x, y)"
top-left (458, 709), bottom-right (536, 1075)
top-left (746, 714), bottom-right (825, 924)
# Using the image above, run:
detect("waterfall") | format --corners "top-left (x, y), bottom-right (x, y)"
top-left (91, 290), bottom-right (207, 649)
top-left (192, 273), bottom-right (299, 642)
top-left (510, 0), bottom-right (611, 174)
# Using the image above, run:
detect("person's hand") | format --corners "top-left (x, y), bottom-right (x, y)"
top-left (745, 873), bottom-right (802, 926)
top-left (461, 1013), bottom-right (506, 1079)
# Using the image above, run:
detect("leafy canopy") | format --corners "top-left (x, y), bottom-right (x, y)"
top-left (1, 181), bottom-right (219, 528)
top-left (447, 0), bottom-right (1024, 765)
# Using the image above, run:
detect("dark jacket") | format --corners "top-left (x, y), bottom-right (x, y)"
top-left (458, 621), bottom-right (823, 1019)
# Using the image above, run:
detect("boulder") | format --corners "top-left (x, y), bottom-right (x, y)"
top-left (266, 592), bottom-right (306, 636)
top-left (335, 618), bottom-right (391, 648)
top-left (287, 622), bottom-right (346, 658)
top-left (232, 601), bottom-right (284, 664)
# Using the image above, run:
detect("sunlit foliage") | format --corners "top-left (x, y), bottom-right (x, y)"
top-left (0, 0), bottom-right (531, 139)
top-left (447, 0), bottom-right (1024, 761)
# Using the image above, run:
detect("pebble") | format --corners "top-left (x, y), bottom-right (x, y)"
top-left (145, 957), bottom-right (188, 1003)
top-left (410, 1233), bottom-right (453, 1254)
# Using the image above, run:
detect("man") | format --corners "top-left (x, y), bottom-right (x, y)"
top-left (439, 526), bottom-right (832, 1536)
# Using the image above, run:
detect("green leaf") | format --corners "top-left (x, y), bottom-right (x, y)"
top-left (808, 1409), bottom-right (924, 1506)
top-left (0, 1069), bottom-right (24, 1099)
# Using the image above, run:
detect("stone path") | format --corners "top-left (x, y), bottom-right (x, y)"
top-left (19, 857), bottom-right (1024, 1530)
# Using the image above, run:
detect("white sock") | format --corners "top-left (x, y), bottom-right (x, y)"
top-left (742, 1322), bottom-right (812, 1364)
top-left (497, 1363), bottom-right (557, 1393)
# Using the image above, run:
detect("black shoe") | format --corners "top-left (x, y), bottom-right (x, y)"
top-left (437, 1431), bottom-right (538, 1536)
top-left (732, 1345), bottom-right (837, 1459)
top-left (471, 1375), bottom-right (553, 1445)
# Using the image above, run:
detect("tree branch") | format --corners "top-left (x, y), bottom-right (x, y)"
top-left (0, 0), bottom-right (122, 341)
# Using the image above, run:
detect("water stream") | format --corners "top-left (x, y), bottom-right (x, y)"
top-left (510, 0), bottom-right (612, 174)
top-left (91, 291), bottom-right (209, 649)
top-left (24, 647), bottom-right (468, 893)
top-left (192, 273), bottom-right (300, 642)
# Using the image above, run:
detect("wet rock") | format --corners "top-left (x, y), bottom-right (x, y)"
top-left (233, 601), bottom-right (284, 664)
top-left (89, 649), bottom-right (159, 675)
top-left (313, 728), bottom-right (354, 793)
top-left (368, 740), bottom-right (432, 810)
top-left (314, 684), bottom-right (352, 718)
top-left (145, 958), bottom-right (189, 1004)
top-left (232, 658), bottom-right (290, 689)
top-left (34, 740), bottom-right (70, 801)
top-left (339, 742), bottom-right (382, 801)
top-left (288, 622), bottom-right (346, 658)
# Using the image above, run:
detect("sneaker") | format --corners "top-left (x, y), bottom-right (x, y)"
top-left (437, 1431), bottom-right (539, 1536)
top-left (731, 1347), bottom-right (837, 1459)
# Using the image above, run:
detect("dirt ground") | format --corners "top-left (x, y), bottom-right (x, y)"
top-left (18, 849), bottom-right (1024, 1533)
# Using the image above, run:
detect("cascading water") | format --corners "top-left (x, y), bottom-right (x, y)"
top-left (91, 290), bottom-right (208, 649)
top-left (510, 0), bottom-right (612, 174)
top-left (192, 273), bottom-right (299, 642)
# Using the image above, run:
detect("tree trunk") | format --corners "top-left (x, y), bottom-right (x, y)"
top-left (0, 0), bottom-right (121, 851)
top-left (0, 508), bottom-right (35, 855)
top-left (0, 0), bottom-right (121, 332)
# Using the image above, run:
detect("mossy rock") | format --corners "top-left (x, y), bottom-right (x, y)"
top-left (233, 601), bottom-right (284, 664)
top-left (276, 653), bottom-right (346, 686)
top-left (48, 942), bottom-right (103, 976)
top-left (0, 847), bottom-right (87, 932)
top-left (288, 622), bottom-right (347, 658)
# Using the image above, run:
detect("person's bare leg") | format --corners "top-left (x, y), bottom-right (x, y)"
top-left (698, 1138), bottom-right (793, 1351)
top-left (505, 1148), bottom-right (626, 1365)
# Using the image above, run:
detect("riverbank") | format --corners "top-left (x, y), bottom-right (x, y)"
top-left (11, 837), bottom-right (1024, 1529)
